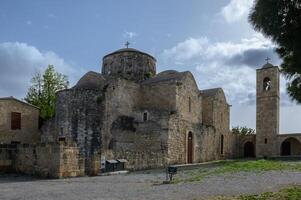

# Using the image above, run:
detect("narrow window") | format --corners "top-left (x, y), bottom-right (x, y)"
top-left (265, 138), bottom-right (268, 144)
top-left (220, 135), bottom-right (224, 155)
top-left (263, 77), bottom-right (271, 91)
top-left (11, 112), bottom-right (21, 130)
top-left (143, 112), bottom-right (148, 122)
top-left (189, 97), bottom-right (191, 112)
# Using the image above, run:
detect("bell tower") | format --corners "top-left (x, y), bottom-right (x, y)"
top-left (256, 62), bottom-right (280, 157)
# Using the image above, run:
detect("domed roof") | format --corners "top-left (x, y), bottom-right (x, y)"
top-left (73, 71), bottom-right (106, 89)
top-left (157, 70), bottom-right (179, 76)
top-left (103, 48), bottom-right (156, 61)
top-left (142, 70), bottom-right (190, 85)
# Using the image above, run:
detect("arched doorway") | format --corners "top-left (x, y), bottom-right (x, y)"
top-left (281, 137), bottom-right (301, 156)
top-left (187, 132), bottom-right (193, 163)
top-left (244, 141), bottom-right (255, 158)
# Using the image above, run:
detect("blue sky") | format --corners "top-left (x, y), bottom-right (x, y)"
top-left (0, 0), bottom-right (300, 132)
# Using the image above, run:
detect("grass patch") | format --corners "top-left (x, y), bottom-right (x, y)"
top-left (170, 159), bottom-right (301, 184)
top-left (215, 159), bottom-right (301, 173)
top-left (212, 185), bottom-right (301, 200)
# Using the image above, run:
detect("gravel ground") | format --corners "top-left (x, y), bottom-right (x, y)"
top-left (1, 170), bottom-right (301, 200)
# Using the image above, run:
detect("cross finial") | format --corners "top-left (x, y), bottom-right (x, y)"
top-left (265, 56), bottom-right (271, 64)
top-left (125, 41), bottom-right (130, 48)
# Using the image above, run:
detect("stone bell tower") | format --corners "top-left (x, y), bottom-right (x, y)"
top-left (256, 62), bottom-right (280, 158)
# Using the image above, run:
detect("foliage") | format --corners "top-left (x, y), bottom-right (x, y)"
top-left (24, 65), bottom-right (68, 120)
top-left (144, 72), bottom-right (153, 79)
top-left (249, 0), bottom-right (301, 103)
top-left (232, 126), bottom-right (255, 135)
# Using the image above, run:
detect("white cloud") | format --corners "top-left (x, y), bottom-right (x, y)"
top-left (123, 31), bottom-right (137, 39)
top-left (160, 33), bottom-right (283, 106)
top-left (221, 0), bottom-right (254, 23)
top-left (0, 42), bottom-right (83, 99)
top-left (196, 63), bottom-right (256, 105)
top-left (162, 37), bottom-right (208, 62)
top-left (205, 33), bottom-right (273, 59)
top-left (161, 34), bottom-right (301, 132)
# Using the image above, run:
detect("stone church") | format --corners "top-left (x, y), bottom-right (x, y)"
top-left (1, 47), bottom-right (301, 178)
top-left (41, 47), bottom-right (232, 175)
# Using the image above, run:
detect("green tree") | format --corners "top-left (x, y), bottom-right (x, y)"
top-left (232, 126), bottom-right (255, 135)
top-left (25, 65), bottom-right (68, 120)
top-left (249, 0), bottom-right (301, 103)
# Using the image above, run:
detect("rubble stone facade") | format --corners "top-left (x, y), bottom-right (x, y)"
top-left (40, 48), bottom-right (233, 174)
top-left (2, 48), bottom-right (301, 178)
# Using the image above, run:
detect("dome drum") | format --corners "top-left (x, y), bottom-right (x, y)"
top-left (102, 48), bottom-right (156, 81)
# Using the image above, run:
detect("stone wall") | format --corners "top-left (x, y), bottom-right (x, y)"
top-left (102, 49), bottom-right (156, 82)
top-left (167, 117), bottom-right (187, 164)
top-left (55, 88), bottom-right (102, 175)
top-left (166, 72), bottom-right (202, 164)
top-left (195, 125), bottom-right (220, 162)
top-left (0, 98), bottom-right (40, 144)
top-left (175, 72), bottom-right (202, 124)
top-left (224, 133), bottom-right (240, 158)
top-left (14, 142), bottom-right (83, 178)
top-left (214, 90), bottom-right (231, 159)
top-left (0, 144), bottom-right (16, 172)
top-left (215, 132), bottom-right (258, 159)
top-left (102, 78), bottom-right (169, 170)
top-left (201, 88), bottom-right (232, 160)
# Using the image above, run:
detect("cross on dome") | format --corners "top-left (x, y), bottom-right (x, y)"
top-left (125, 41), bottom-right (130, 48)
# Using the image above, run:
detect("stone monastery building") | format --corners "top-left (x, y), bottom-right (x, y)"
top-left (0, 47), bottom-right (301, 178)
top-left (43, 47), bottom-right (232, 174)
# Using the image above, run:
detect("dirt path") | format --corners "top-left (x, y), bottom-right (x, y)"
top-left (1, 170), bottom-right (301, 200)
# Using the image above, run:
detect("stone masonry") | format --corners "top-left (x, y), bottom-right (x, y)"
top-left (2, 48), bottom-right (301, 179)
top-left (0, 97), bottom-right (40, 144)
top-left (40, 47), bottom-right (233, 174)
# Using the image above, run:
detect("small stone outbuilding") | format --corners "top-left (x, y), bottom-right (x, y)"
top-left (0, 97), bottom-right (40, 144)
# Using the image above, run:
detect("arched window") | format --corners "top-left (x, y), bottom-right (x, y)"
top-left (263, 77), bottom-right (271, 91)
top-left (220, 135), bottom-right (224, 155)
top-left (143, 112), bottom-right (148, 122)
